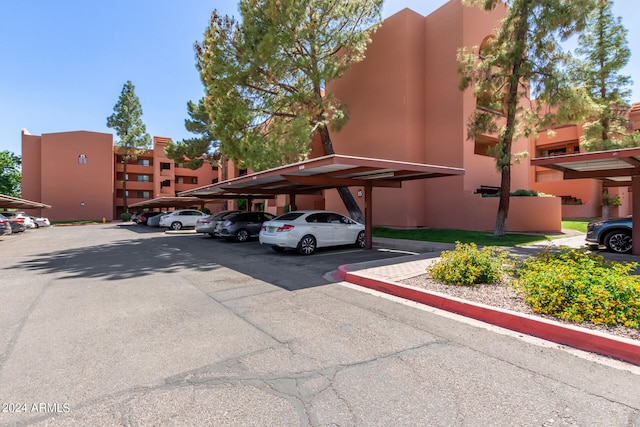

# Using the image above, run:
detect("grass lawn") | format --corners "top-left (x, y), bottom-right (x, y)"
top-left (561, 218), bottom-right (597, 233)
top-left (372, 227), bottom-right (552, 247)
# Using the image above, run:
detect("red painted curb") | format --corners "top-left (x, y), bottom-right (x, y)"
top-left (338, 265), bottom-right (640, 366)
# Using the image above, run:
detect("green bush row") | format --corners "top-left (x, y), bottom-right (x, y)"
top-left (515, 248), bottom-right (640, 328)
top-left (429, 244), bottom-right (640, 329)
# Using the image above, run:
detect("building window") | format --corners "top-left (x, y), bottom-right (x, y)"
top-left (137, 191), bottom-right (151, 198)
top-left (160, 162), bottom-right (171, 170)
top-left (191, 177), bottom-right (198, 184)
top-left (175, 177), bottom-right (184, 184)
top-left (239, 169), bottom-right (248, 176)
top-left (474, 135), bottom-right (500, 157)
top-left (175, 162), bottom-right (185, 168)
top-left (137, 175), bottom-right (150, 182)
top-left (160, 180), bottom-right (171, 188)
top-left (138, 159), bottom-right (151, 166)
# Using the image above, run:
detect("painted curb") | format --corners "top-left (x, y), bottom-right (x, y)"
top-left (337, 265), bottom-right (640, 366)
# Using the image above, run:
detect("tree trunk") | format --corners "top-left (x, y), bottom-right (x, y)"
top-left (494, 164), bottom-right (511, 236)
top-left (122, 159), bottom-right (129, 214)
top-left (221, 154), bottom-right (228, 211)
top-left (317, 124), bottom-right (364, 223)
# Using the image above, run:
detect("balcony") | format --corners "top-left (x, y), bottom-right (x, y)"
top-left (114, 181), bottom-right (154, 191)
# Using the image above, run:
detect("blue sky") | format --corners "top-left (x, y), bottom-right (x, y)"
top-left (1, 0), bottom-right (638, 156)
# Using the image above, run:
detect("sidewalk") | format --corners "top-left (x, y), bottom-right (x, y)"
top-left (336, 233), bottom-right (640, 366)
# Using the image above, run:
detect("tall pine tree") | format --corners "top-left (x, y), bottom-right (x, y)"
top-left (570, 0), bottom-right (634, 151)
top-left (195, 0), bottom-right (384, 223)
top-left (107, 81), bottom-right (151, 213)
top-left (458, 0), bottom-right (595, 236)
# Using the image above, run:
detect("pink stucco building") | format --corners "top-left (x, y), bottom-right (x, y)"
top-left (315, 2), bottom-right (560, 232)
top-left (21, 131), bottom-right (219, 221)
top-left (530, 103), bottom-right (640, 219)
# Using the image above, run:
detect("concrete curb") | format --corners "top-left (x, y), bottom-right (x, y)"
top-left (336, 265), bottom-right (640, 366)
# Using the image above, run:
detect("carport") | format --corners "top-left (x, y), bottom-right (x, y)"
top-left (531, 147), bottom-right (640, 255)
top-left (178, 154), bottom-right (464, 249)
top-left (0, 194), bottom-right (51, 210)
top-left (128, 196), bottom-right (221, 211)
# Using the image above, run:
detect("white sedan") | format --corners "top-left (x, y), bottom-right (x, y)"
top-left (158, 209), bottom-right (206, 230)
top-left (259, 210), bottom-right (365, 255)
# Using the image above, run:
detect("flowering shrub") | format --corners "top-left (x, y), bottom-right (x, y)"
top-left (429, 242), bottom-right (511, 286)
top-left (515, 248), bottom-right (640, 328)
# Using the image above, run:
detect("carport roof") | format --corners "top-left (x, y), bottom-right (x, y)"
top-left (128, 196), bottom-right (223, 209)
top-left (0, 194), bottom-right (51, 210)
top-left (531, 147), bottom-right (640, 187)
top-left (178, 154), bottom-right (465, 198)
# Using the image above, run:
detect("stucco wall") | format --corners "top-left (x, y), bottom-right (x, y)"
top-left (20, 131), bottom-right (43, 216)
top-left (40, 131), bottom-right (114, 221)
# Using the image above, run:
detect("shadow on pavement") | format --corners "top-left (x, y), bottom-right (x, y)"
top-left (8, 235), bottom-right (224, 281)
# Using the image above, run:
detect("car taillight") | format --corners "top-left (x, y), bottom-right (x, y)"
top-left (277, 224), bottom-right (294, 232)
top-left (199, 220), bottom-right (210, 225)
top-left (224, 220), bottom-right (234, 226)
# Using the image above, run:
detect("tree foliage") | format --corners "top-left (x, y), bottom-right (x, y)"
top-left (569, 0), bottom-right (635, 152)
top-left (0, 150), bottom-right (21, 198)
top-left (165, 98), bottom-right (220, 170)
top-left (196, 0), bottom-right (382, 173)
top-left (106, 80), bottom-right (151, 211)
top-left (458, 0), bottom-right (595, 236)
top-left (195, 0), bottom-right (382, 221)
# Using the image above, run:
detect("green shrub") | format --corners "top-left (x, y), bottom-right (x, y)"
top-left (515, 248), bottom-right (640, 328)
top-left (120, 212), bottom-right (132, 222)
top-left (429, 242), bottom-right (511, 286)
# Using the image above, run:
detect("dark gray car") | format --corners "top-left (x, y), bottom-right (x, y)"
top-left (215, 211), bottom-right (275, 242)
top-left (586, 217), bottom-right (632, 253)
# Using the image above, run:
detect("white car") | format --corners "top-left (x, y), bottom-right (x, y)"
top-left (259, 210), bottom-right (365, 255)
top-left (30, 216), bottom-right (51, 227)
top-left (158, 209), bottom-right (206, 230)
top-left (0, 211), bottom-right (36, 229)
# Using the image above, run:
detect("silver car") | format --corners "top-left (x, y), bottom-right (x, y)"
top-left (0, 214), bottom-right (12, 236)
top-left (215, 211), bottom-right (275, 242)
top-left (158, 209), bottom-right (206, 230)
top-left (195, 210), bottom-right (242, 237)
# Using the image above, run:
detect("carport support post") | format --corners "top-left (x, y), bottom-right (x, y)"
top-left (365, 183), bottom-right (372, 249)
top-left (289, 192), bottom-right (297, 211)
top-left (633, 175), bottom-right (640, 255)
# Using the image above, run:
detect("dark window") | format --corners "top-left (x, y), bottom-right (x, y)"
top-left (138, 159), bottom-right (151, 166)
top-left (239, 169), bottom-right (248, 176)
top-left (306, 213), bottom-right (329, 223)
top-left (276, 212), bottom-right (304, 221)
top-left (160, 180), bottom-right (171, 188)
top-left (160, 162), bottom-right (171, 170)
top-left (137, 175), bottom-right (150, 182)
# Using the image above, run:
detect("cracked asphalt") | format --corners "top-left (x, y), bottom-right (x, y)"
top-left (1, 224), bottom-right (640, 426)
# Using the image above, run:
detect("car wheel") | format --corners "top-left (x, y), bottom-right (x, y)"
top-left (355, 231), bottom-right (366, 248)
top-left (235, 229), bottom-right (249, 242)
top-left (271, 246), bottom-right (285, 252)
top-left (604, 231), bottom-right (632, 254)
top-left (170, 221), bottom-right (183, 230)
top-left (297, 235), bottom-right (316, 255)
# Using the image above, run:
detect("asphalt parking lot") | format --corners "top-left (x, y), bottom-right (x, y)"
top-left (1, 224), bottom-right (640, 426)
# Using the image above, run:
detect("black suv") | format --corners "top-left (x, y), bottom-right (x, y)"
top-left (586, 217), bottom-right (632, 254)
